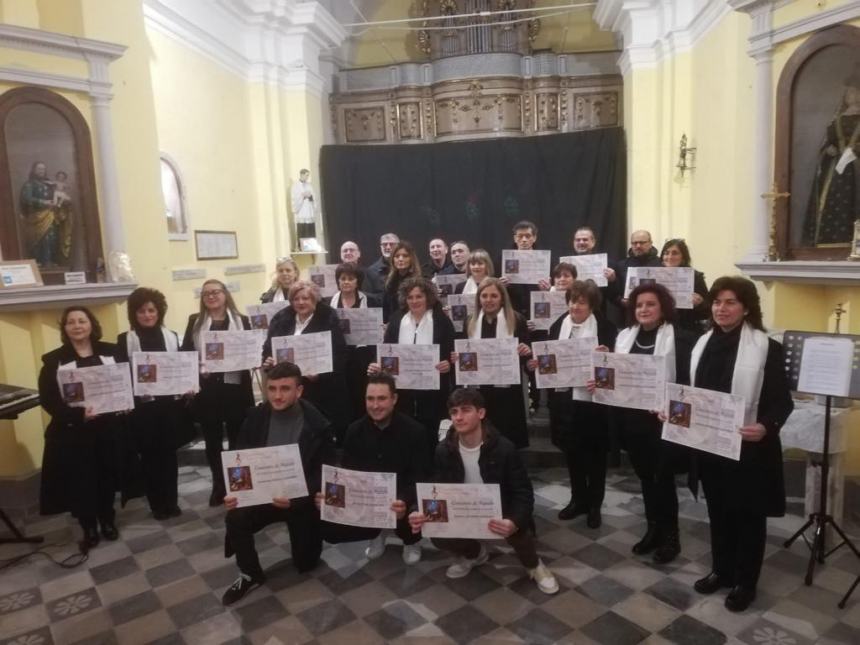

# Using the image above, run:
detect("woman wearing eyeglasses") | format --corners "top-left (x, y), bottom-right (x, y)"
top-left (182, 279), bottom-right (254, 506)
top-left (261, 257), bottom-right (299, 304)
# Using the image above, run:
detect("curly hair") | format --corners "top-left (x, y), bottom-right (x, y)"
top-left (708, 276), bottom-right (765, 332)
top-left (59, 306), bottom-right (103, 345)
top-left (625, 283), bottom-right (678, 327)
top-left (127, 287), bottom-right (168, 330)
top-left (398, 276), bottom-right (439, 311)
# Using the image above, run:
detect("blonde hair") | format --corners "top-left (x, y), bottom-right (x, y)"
top-left (466, 249), bottom-right (495, 279)
top-left (271, 257), bottom-right (299, 289)
top-left (287, 280), bottom-right (320, 305)
top-left (193, 279), bottom-right (241, 336)
top-left (467, 277), bottom-right (516, 337)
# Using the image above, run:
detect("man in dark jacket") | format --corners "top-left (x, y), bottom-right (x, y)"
top-left (221, 362), bottom-right (335, 605)
top-left (318, 374), bottom-right (428, 564)
top-left (422, 238), bottom-right (454, 278)
top-left (364, 232), bottom-right (399, 299)
top-left (408, 388), bottom-right (559, 594)
top-left (607, 229), bottom-right (662, 311)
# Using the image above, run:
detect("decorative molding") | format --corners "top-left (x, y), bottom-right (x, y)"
top-left (735, 261), bottom-right (860, 285)
top-left (0, 283), bottom-right (137, 312)
top-left (0, 23), bottom-right (125, 62)
top-left (746, 0), bottom-right (860, 54)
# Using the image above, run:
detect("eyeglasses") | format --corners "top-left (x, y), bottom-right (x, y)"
top-left (202, 289), bottom-right (224, 298)
top-left (630, 240), bottom-right (651, 246)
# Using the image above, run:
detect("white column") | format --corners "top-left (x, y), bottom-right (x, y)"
top-left (90, 94), bottom-right (126, 262)
top-left (745, 50), bottom-right (773, 262)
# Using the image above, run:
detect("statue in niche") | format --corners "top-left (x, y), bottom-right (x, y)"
top-left (291, 168), bottom-right (319, 251)
top-left (19, 161), bottom-right (73, 267)
top-left (802, 77), bottom-right (860, 246)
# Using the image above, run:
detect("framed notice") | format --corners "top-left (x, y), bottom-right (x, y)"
top-left (0, 259), bottom-right (43, 288)
top-left (195, 230), bottom-right (238, 260)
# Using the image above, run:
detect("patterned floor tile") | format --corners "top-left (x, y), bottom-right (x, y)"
top-left (45, 588), bottom-right (102, 622)
top-left (581, 610), bottom-right (651, 645)
top-left (165, 592), bottom-right (225, 630)
top-left (507, 607), bottom-right (572, 645)
top-left (578, 574), bottom-right (636, 607)
top-left (659, 614), bottom-right (727, 645)
top-left (295, 598), bottom-right (356, 637)
top-left (645, 577), bottom-right (699, 612)
top-left (363, 600), bottom-right (427, 640)
top-left (434, 605), bottom-right (498, 644)
top-left (231, 595), bottom-right (289, 633)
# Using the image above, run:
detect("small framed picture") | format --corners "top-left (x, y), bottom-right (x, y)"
top-left (324, 481), bottom-right (346, 508)
top-left (504, 259), bottom-right (520, 274)
top-left (668, 400), bottom-right (692, 428)
top-left (422, 498), bottom-right (449, 523)
top-left (458, 352), bottom-right (478, 372)
top-left (137, 364), bottom-right (158, 383)
top-left (537, 354), bottom-right (557, 375)
top-left (228, 466), bottom-right (253, 492)
top-left (62, 381), bottom-right (84, 403)
top-left (205, 342), bottom-right (225, 361)
top-left (276, 347), bottom-right (295, 365)
top-left (594, 366), bottom-right (615, 390)
top-left (534, 302), bottom-right (551, 319)
top-left (381, 355), bottom-right (400, 376)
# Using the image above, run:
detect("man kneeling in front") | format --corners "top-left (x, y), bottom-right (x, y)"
top-left (222, 362), bottom-right (335, 605)
top-left (409, 387), bottom-right (558, 594)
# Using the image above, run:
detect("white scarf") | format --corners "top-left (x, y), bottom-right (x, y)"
top-left (470, 309), bottom-right (511, 339)
top-left (615, 323), bottom-right (676, 383)
top-left (690, 323), bottom-right (769, 425)
top-left (559, 314), bottom-right (598, 402)
top-left (330, 291), bottom-right (367, 309)
top-left (193, 310), bottom-right (245, 385)
top-left (399, 310), bottom-right (434, 345)
top-left (462, 277), bottom-right (479, 295)
top-left (58, 352), bottom-right (116, 370)
top-left (125, 327), bottom-right (179, 358)
top-left (272, 287), bottom-right (287, 303)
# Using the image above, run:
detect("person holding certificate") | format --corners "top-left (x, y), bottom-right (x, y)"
top-left (182, 280), bottom-right (254, 507)
top-left (382, 241), bottom-right (422, 323)
top-left (319, 375), bottom-right (428, 564)
top-left (408, 388), bottom-right (558, 594)
top-left (529, 281), bottom-right (616, 527)
top-left (38, 307), bottom-right (124, 549)
top-left (660, 239), bottom-right (709, 333)
top-left (548, 262), bottom-right (577, 292)
top-left (260, 257), bottom-right (299, 304)
top-left (454, 249), bottom-right (494, 296)
top-left (689, 277), bottom-right (793, 612)
top-left (595, 283), bottom-right (695, 564)
top-left (222, 362), bottom-right (335, 605)
top-left (368, 277), bottom-right (454, 457)
top-left (459, 277), bottom-right (531, 448)
top-left (263, 281), bottom-right (350, 443)
top-left (116, 287), bottom-right (189, 520)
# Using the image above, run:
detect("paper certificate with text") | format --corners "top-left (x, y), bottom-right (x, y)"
top-left (222, 445), bottom-right (308, 508)
top-left (591, 351), bottom-right (668, 411)
top-left (246, 302), bottom-right (290, 330)
top-left (271, 331), bottom-right (333, 374)
top-left (434, 274), bottom-right (467, 299)
top-left (623, 267), bottom-right (694, 309)
top-left (416, 482), bottom-right (503, 539)
top-left (533, 337), bottom-right (598, 389)
top-left (57, 363), bottom-right (134, 415)
top-left (796, 336), bottom-right (855, 398)
top-left (201, 330), bottom-right (265, 372)
top-left (132, 351), bottom-right (199, 396)
top-left (454, 337), bottom-right (521, 386)
top-left (376, 343), bottom-right (440, 390)
top-left (661, 383), bottom-right (745, 461)
top-left (529, 291), bottom-right (568, 331)
top-left (445, 294), bottom-right (475, 333)
top-left (335, 308), bottom-right (384, 346)
top-left (308, 265), bottom-right (339, 298)
top-left (321, 465), bottom-right (396, 529)
top-left (560, 254), bottom-right (608, 287)
top-left (501, 250), bottom-right (551, 285)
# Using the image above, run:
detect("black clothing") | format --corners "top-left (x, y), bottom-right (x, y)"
top-left (421, 257), bottom-right (453, 279)
top-left (364, 256), bottom-right (389, 299)
top-left (607, 247), bottom-right (662, 325)
top-left (431, 530), bottom-right (539, 569)
top-left (383, 307), bottom-right (456, 456)
top-left (381, 269), bottom-right (420, 323)
top-left (676, 270), bottom-right (709, 334)
top-left (260, 286), bottom-right (289, 304)
top-left (263, 300), bottom-right (350, 443)
top-left (334, 292), bottom-right (376, 423)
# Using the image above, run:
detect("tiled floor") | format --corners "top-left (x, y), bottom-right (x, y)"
top-left (1, 462), bottom-right (859, 644)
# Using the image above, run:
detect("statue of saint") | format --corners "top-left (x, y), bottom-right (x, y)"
top-left (802, 81), bottom-right (860, 246)
top-left (19, 161), bottom-right (72, 266)
top-left (291, 168), bottom-right (317, 243)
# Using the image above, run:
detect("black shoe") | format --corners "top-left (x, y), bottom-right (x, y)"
top-left (653, 529), bottom-right (680, 564)
top-left (632, 523), bottom-right (661, 555)
top-left (558, 503), bottom-right (589, 521)
top-left (209, 489), bottom-right (224, 507)
top-left (725, 585), bottom-right (756, 612)
top-left (154, 506), bottom-right (182, 520)
top-left (586, 508), bottom-right (602, 529)
top-left (694, 572), bottom-right (732, 595)
top-left (167, 505), bottom-right (182, 518)
top-left (82, 526), bottom-right (100, 549)
top-left (100, 520), bottom-right (119, 541)
top-left (222, 573), bottom-right (265, 606)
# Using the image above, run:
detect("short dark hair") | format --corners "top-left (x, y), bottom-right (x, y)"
top-left (512, 220), bottom-right (538, 236)
top-left (660, 239), bottom-right (692, 267)
top-left (59, 306), bottom-right (102, 345)
top-left (625, 283), bottom-right (678, 327)
top-left (552, 262), bottom-right (578, 280)
top-left (367, 373), bottom-right (396, 395)
top-left (708, 276), bottom-right (765, 332)
top-left (398, 276), bottom-right (439, 310)
top-left (574, 226), bottom-right (596, 239)
top-left (127, 287), bottom-right (168, 331)
top-left (566, 279), bottom-right (602, 310)
top-left (447, 387), bottom-right (486, 410)
top-left (265, 361), bottom-right (303, 382)
top-left (335, 262), bottom-right (364, 289)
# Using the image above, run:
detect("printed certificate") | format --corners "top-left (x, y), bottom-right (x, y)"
top-left (57, 363), bottom-right (134, 415)
top-left (222, 445), bottom-right (308, 508)
top-left (246, 302), bottom-right (290, 330)
top-left (501, 250), bottom-right (551, 285)
top-left (446, 294), bottom-right (475, 334)
top-left (454, 337), bottom-right (520, 386)
top-left (529, 291), bottom-right (568, 331)
top-left (335, 308), bottom-right (384, 346)
top-left (321, 465), bottom-right (396, 529)
top-left (308, 264), bottom-right (339, 298)
top-left (416, 482), bottom-right (503, 540)
top-left (132, 351), bottom-right (199, 396)
top-left (591, 351), bottom-right (668, 411)
top-left (623, 267), bottom-right (694, 309)
top-left (661, 383), bottom-right (745, 461)
top-left (376, 343), bottom-right (440, 390)
top-left (271, 331), bottom-right (333, 374)
top-left (560, 253), bottom-right (608, 287)
top-left (434, 274), bottom-right (467, 299)
top-left (533, 337), bottom-right (598, 389)
top-left (201, 330), bottom-right (265, 372)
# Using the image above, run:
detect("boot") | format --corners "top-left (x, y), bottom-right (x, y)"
top-left (653, 527), bottom-right (681, 564)
top-left (632, 522), bottom-right (661, 555)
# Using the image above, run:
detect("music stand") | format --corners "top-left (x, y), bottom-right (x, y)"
top-left (781, 319), bottom-right (860, 606)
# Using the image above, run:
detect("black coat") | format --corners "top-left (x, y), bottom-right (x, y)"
top-left (676, 269), bottom-right (710, 334)
top-left (180, 313), bottom-right (255, 391)
top-left (421, 258), bottom-right (453, 279)
top-left (607, 247), bottom-right (662, 306)
top-left (260, 286), bottom-right (288, 304)
top-left (364, 257), bottom-right (389, 298)
top-left (433, 424), bottom-right (534, 531)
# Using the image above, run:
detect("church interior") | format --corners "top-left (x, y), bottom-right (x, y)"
top-left (2, 0), bottom-right (860, 643)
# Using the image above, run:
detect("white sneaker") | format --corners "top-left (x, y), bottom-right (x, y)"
top-left (529, 560), bottom-right (559, 595)
top-left (365, 532), bottom-right (386, 560)
top-left (445, 543), bottom-right (488, 579)
top-left (402, 542), bottom-right (422, 565)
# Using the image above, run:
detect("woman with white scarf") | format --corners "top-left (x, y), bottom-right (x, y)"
top-left (182, 279), bottom-right (254, 506)
top-left (116, 287), bottom-right (190, 520)
top-left (594, 283), bottom-right (695, 564)
top-left (689, 277), bottom-right (792, 612)
top-left (457, 277), bottom-right (532, 448)
top-left (529, 281), bottom-right (616, 528)
top-left (454, 249), bottom-right (493, 296)
top-left (260, 257), bottom-right (299, 303)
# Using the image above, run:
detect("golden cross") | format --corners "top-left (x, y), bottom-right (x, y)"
top-left (761, 183), bottom-right (790, 261)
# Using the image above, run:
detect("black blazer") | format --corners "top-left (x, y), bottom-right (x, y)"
top-left (383, 305), bottom-right (456, 360)
top-left (263, 300), bottom-right (347, 374)
top-left (180, 313), bottom-right (253, 391)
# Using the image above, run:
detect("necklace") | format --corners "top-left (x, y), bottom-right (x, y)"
top-left (634, 339), bottom-right (655, 349)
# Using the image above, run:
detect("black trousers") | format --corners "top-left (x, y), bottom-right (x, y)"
top-left (225, 501), bottom-right (321, 578)
top-left (321, 517), bottom-right (420, 546)
top-left (132, 400), bottom-right (179, 513)
top-left (622, 420), bottom-right (678, 530)
top-left (70, 418), bottom-right (118, 529)
top-left (551, 395), bottom-right (608, 509)
top-left (432, 528), bottom-right (539, 569)
top-left (395, 389), bottom-right (446, 460)
top-left (196, 382), bottom-right (250, 496)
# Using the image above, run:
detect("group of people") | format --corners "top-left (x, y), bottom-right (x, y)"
top-left (37, 220), bottom-right (794, 614)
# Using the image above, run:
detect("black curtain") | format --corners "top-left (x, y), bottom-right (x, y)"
top-left (320, 128), bottom-right (626, 266)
